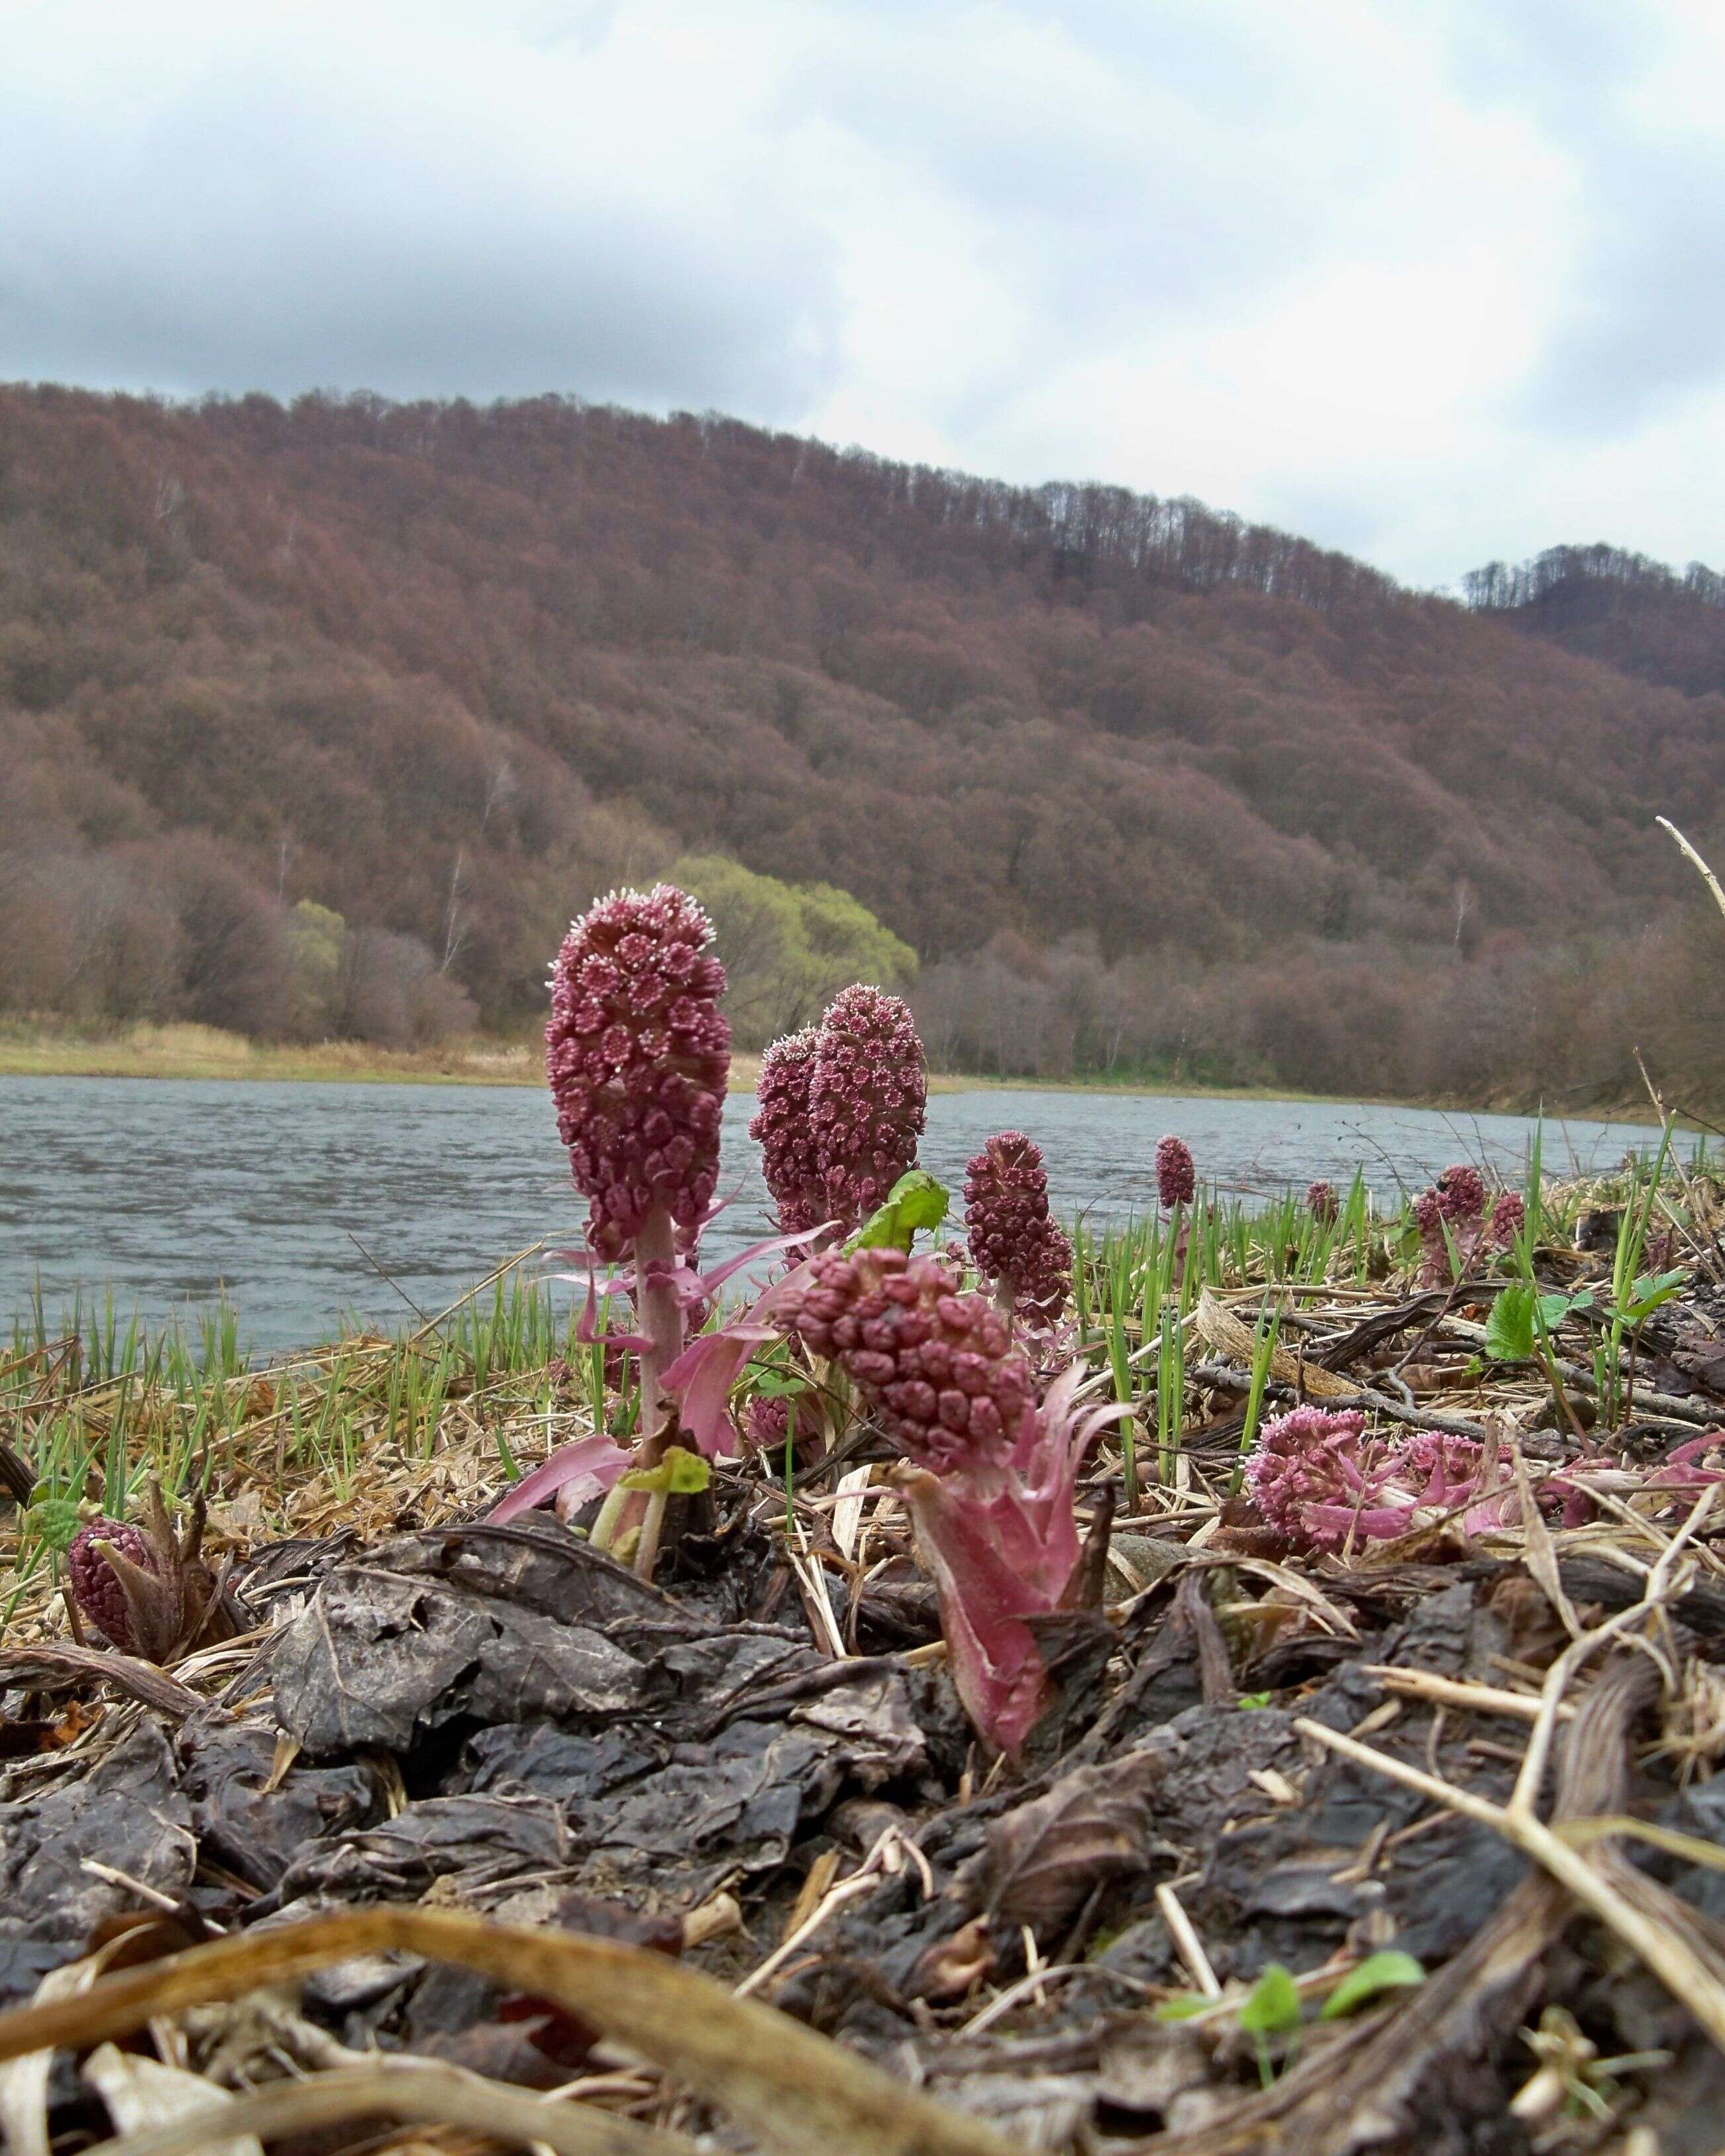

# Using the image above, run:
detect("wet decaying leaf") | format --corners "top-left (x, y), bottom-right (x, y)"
top-left (965, 1751), bottom-right (1164, 1935)
top-left (0, 1724), bottom-right (195, 1988)
top-left (266, 1560), bottom-right (654, 1754)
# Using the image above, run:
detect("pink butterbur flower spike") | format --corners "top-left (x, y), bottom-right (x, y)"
top-left (1156, 1135), bottom-right (1195, 1211)
top-left (809, 984), bottom-right (927, 1234)
top-left (502, 883), bottom-right (731, 1572)
top-left (749, 1027), bottom-right (827, 1235)
top-left (780, 1247), bottom-right (1124, 1755)
top-left (964, 1131), bottom-right (1072, 1328)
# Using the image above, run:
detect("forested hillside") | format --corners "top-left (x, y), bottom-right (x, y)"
top-left (3, 385), bottom-right (1722, 1110)
top-left (1464, 545), bottom-right (1725, 700)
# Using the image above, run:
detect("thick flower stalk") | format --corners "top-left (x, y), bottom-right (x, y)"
top-left (1155, 1135), bottom-right (1195, 1211)
top-left (808, 985), bottom-right (927, 1232)
top-left (748, 1027), bottom-right (826, 1234)
top-left (963, 1131), bottom-right (1072, 1326)
top-left (780, 1247), bottom-right (1116, 1753)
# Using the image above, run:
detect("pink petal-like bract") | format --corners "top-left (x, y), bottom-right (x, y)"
top-left (545, 884), bottom-right (729, 1261)
top-left (488, 1430), bottom-right (633, 1524)
top-left (964, 1130), bottom-right (1072, 1324)
top-left (808, 985), bottom-right (926, 1232)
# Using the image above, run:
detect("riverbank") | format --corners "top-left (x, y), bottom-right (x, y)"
top-left (0, 1020), bottom-right (1689, 1126)
top-left (0, 1021), bottom-right (1323, 1103)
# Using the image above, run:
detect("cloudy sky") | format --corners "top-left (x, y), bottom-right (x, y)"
top-left (2, 0), bottom-right (1720, 587)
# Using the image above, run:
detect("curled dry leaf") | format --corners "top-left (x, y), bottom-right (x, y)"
top-left (965, 1749), bottom-right (1165, 1935)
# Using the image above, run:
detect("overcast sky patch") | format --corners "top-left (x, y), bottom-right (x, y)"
top-left (1, 0), bottom-right (1720, 586)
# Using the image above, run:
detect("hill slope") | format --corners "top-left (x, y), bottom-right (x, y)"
top-left (2, 386), bottom-right (1722, 1107)
top-left (1464, 545), bottom-right (1725, 700)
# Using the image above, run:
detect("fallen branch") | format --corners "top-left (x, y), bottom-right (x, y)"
top-left (83, 2058), bottom-right (688, 2156)
top-left (0, 1908), bottom-right (1016, 2156)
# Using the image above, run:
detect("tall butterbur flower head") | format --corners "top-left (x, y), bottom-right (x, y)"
top-left (749, 1027), bottom-right (825, 1235)
top-left (964, 1131), bottom-right (1072, 1324)
top-left (546, 885), bottom-right (729, 1260)
top-left (808, 985), bottom-right (926, 1232)
top-left (1305, 1181), bottom-right (1339, 1225)
top-left (1155, 1135), bottom-right (1195, 1210)
top-left (781, 1246), bottom-right (1118, 1755)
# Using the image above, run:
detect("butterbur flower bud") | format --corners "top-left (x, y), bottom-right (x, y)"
top-left (546, 885), bottom-right (729, 1259)
top-left (68, 1517), bottom-right (155, 1650)
top-left (1155, 1136), bottom-right (1195, 1209)
top-left (64, 1487), bottom-right (240, 1664)
top-left (964, 1132), bottom-right (1072, 1323)
top-left (743, 1394), bottom-right (790, 1451)
top-left (782, 1247), bottom-right (1122, 1755)
top-left (1489, 1190), bottom-right (1526, 1246)
top-left (782, 1247), bottom-right (1035, 1472)
top-left (749, 1028), bottom-right (825, 1234)
top-left (809, 985), bottom-right (926, 1230)
top-left (1305, 1181), bottom-right (1339, 1225)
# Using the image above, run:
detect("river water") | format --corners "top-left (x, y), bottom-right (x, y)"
top-left (0, 1076), bottom-right (1687, 1356)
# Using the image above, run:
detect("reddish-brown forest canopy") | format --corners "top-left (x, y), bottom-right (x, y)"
top-left (1, 384), bottom-right (1722, 1106)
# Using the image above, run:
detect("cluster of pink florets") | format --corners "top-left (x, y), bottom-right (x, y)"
top-left (1412, 1164), bottom-right (1524, 1283)
top-left (1305, 1181), bottom-right (1339, 1225)
top-left (807, 986), bottom-right (927, 1230)
top-left (782, 1246), bottom-right (1035, 1473)
top-left (1250, 1414), bottom-right (1526, 1552)
top-left (963, 1132), bottom-right (1072, 1324)
top-left (1244, 1406), bottom-right (1496, 1553)
top-left (748, 1028), bottom-right (825, 1234)
top-left (68, 1517), bottom-right (154, 1651)
top-left (546, 886), bottom-right (730, 1259)
top-left (1156, 1135), bottom-right (1196, 1209)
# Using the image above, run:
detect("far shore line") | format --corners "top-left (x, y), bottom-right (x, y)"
top-left (0, 1023), bottom-right (1689, 1128)
top-left (0, 1025), bottom-right (1325, 1103)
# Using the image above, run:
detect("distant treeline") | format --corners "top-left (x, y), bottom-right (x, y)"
top-left (3, 384), bottom-right (1724, 1101)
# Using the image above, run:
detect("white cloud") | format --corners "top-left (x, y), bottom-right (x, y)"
top-left (0, 0), bottom-right (1720, 584)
